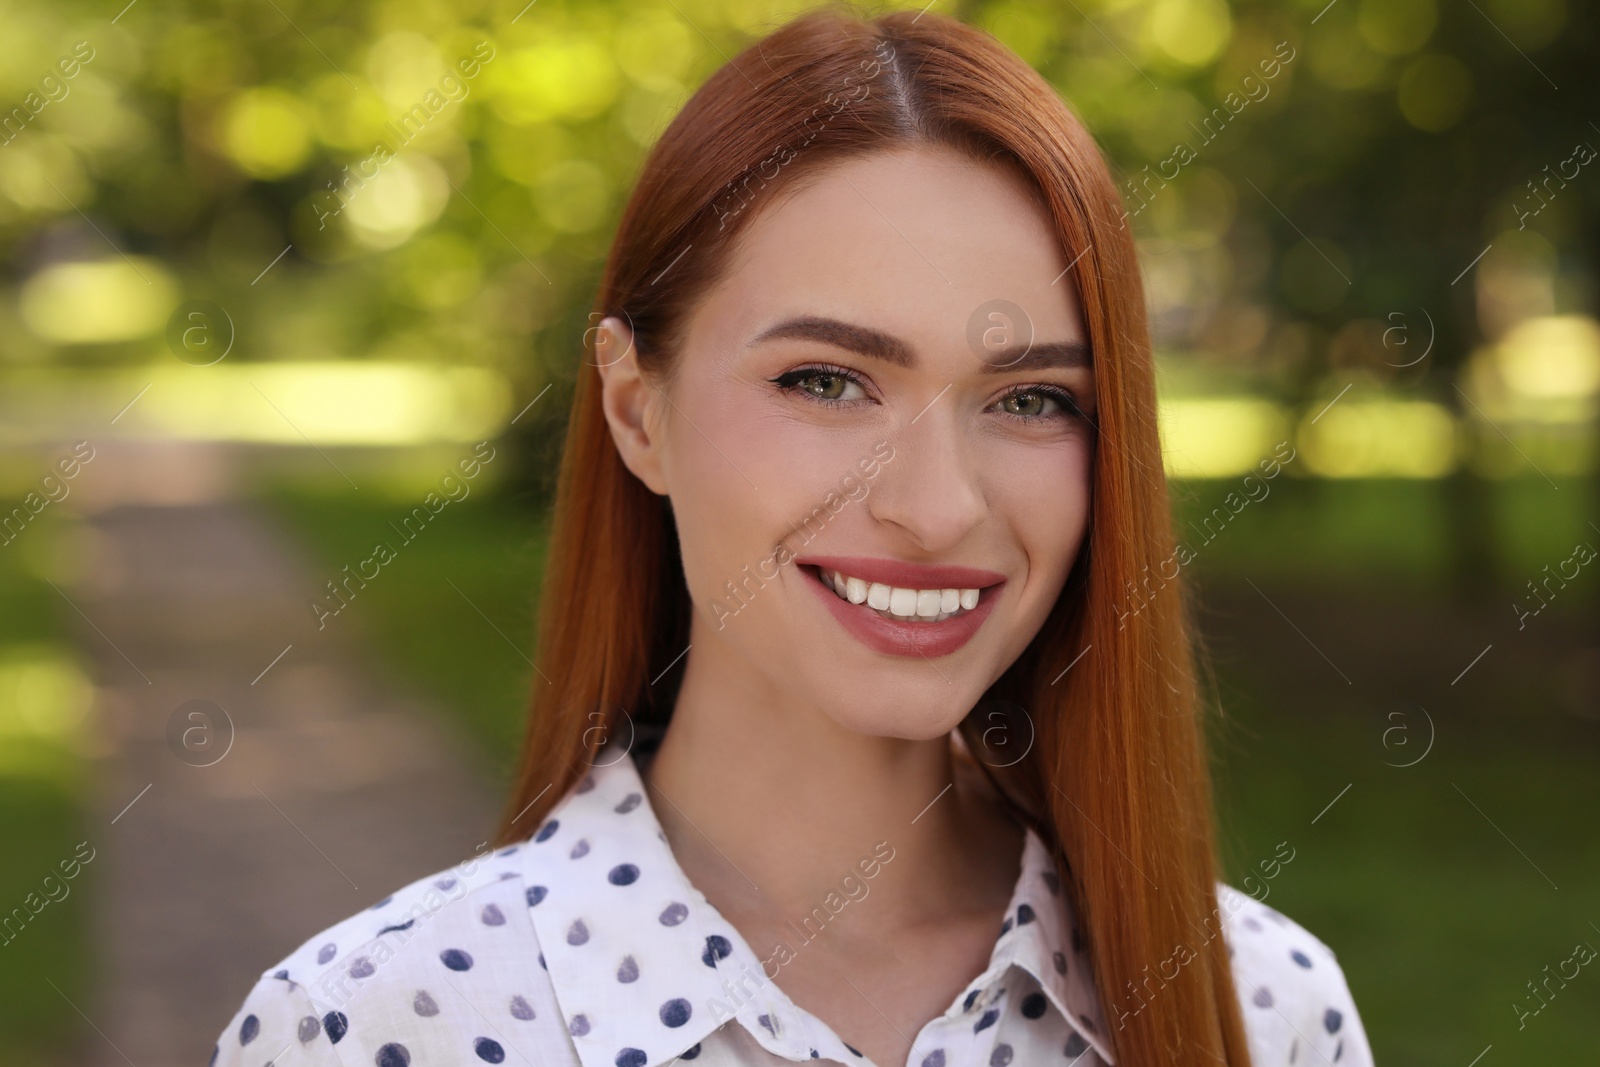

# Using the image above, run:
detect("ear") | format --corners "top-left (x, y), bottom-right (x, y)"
top-left (594, 315), bottom-right (670, 496)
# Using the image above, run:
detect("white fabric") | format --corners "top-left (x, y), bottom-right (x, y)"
top-left (212, 749), bottom-right (1373, 1067)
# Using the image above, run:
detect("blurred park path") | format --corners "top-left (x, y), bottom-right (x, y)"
top-left (60, 442), bottom-right (498, 1067)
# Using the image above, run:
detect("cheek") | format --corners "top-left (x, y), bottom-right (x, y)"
top-left (660, 380), bottom-right (873, 602)
top-left (985, 435), bottom-right (1093, 581)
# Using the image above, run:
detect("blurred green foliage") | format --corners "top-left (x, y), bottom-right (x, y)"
top-left (1, 0), bottom-right (1595, 414)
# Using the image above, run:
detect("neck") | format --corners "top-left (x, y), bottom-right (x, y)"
top-left (639, 631), bottom-right (1024, 937)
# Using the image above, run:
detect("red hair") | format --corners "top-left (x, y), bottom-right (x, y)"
top-left (495, 7), bottom-right (1252, 1063)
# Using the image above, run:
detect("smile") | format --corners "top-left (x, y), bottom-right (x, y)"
top-left (814, 567), bottom-right (981, 623)
top-left (794, 555), bottom-right (1006, 658)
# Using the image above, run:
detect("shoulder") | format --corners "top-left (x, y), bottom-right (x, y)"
top-left (1216, 883), bottom-right (1375, 1067)
top-left (210, 843), bottom-right (561, 1067)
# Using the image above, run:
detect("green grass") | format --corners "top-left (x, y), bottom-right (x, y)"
top-left (1211, 688), bottom-right (1600, 1062)
top-left (1185, 476), bottom-right (1600, 1062)
top-left (0, 510), bottom-right (92, 1067)
top-left (261, 479), bottom-right (551, 784)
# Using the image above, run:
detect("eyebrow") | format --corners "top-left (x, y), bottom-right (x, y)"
top-left (748, 315), bottom-right (1091, 374)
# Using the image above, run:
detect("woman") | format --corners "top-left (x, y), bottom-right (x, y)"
top-left (214, 7), bottom-right (1372, 1066)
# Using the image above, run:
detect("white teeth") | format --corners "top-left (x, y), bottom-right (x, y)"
top-left (818, 568), bottom-right (984, 622)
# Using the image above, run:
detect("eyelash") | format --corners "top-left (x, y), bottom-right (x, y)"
top-left (769, 362), bottom-right (1088, 423)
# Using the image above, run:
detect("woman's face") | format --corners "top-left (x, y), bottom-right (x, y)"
top-left (600, 144), bottom-right (1095, 740)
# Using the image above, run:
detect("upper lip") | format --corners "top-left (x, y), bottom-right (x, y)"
top-left (794, 555), bottom-right (1006, 590)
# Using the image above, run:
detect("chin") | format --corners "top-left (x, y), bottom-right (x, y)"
top-left (818, 686), bottom-right (980, 742)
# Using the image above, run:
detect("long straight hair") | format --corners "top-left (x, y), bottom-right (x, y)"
top-left (494, 7), bottom-right (1251, 1063)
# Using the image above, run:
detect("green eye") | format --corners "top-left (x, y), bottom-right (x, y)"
top-left (771, 364), bottom-right (869, 404)
top-left (995, 386), bottom-right (1085, 423)
top-left (1001, 390), bottom-right (1053, 417)
top-left (802, 373), bottom-right (851, 400)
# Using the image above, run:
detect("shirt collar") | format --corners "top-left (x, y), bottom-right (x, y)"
top-left (977, 825), bottom-right (1115, 1063)
top-left (517, 746), bottom-right (1112, 1067)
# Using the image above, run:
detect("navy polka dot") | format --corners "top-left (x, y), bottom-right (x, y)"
top-left (368, 894), bottom-right (394, 910)
top-left (661, 998), bottom-right (692, 1027)
top-left (702, 934), bottom-right (732, 966)
top-left (210, 761), bottom-right (1370, 1067)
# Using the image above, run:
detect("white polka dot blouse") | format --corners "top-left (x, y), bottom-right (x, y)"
top-left (211, 749), bottom-right (1374, 1067)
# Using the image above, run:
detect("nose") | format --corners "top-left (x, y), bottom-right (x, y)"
top-left (864, 400), bottom-right (987, 554)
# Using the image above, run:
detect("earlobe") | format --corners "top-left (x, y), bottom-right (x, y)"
top-left (594, 317), bottom-right (670, 496)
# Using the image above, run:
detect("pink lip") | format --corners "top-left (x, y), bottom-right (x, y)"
top-left (795, 560), bottom-right (1006, 659)
top-left (793, 555), bottom-right (1006, 590)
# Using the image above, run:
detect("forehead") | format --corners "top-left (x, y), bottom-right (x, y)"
top-left (687, 145), bottom-right (1088, 365)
